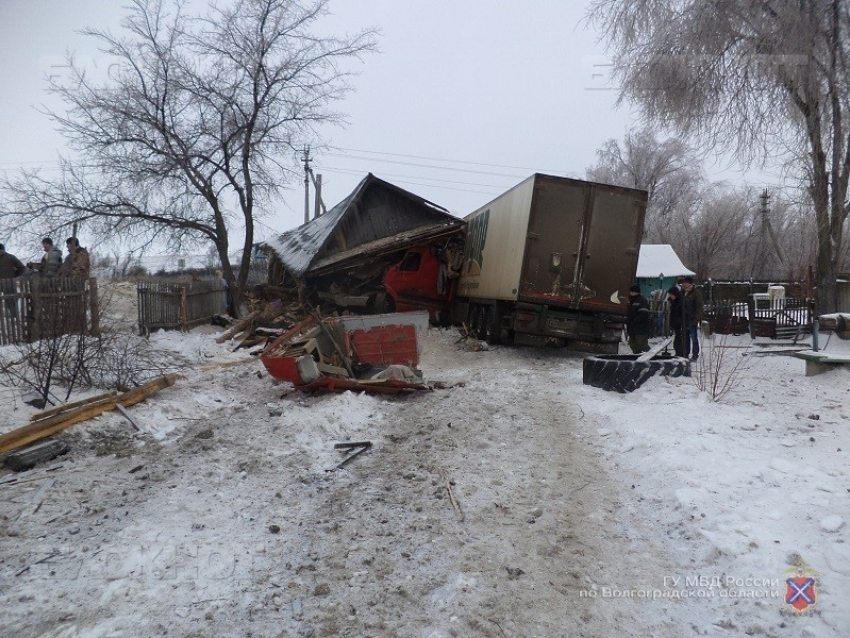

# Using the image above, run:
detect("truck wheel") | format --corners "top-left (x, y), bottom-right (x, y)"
top-left (582, 354), bottom-right (690, 393)
top-left (474, 305), bottom-right (503, 344)
top-left (473, 306), bottom-right (489, 341)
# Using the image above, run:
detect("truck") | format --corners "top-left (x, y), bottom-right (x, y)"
top-left (454, 173), bottom-right (647, 350)
top-left (270, 172), bottom-right (646, 352)
top-left (381, 174), bottom-right (647, 352)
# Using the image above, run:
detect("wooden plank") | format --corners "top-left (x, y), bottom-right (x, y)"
top-left (316, 362), bottom-right (350, 377)
top-left (445, 477), bottom-right (464, 522)
top-left (88, 277), bottom-right (100, 336)
top-left (216, 311), bottom-right (259, 343)
top-left (30, 391), bottom-right (118, 421)
top-left (0, 375), bottom-right (178, 454)
top-left (4, 440), bottom-right (70, 472)
top-left (334, 441), bottom-right (372, 450)
top-left (635, 336), bottom-right (674, 363)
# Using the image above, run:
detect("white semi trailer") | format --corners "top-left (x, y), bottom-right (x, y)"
top-left (454, 173), bottom-right (647, 352)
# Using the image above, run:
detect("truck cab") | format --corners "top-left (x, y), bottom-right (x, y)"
top-left (382, 245), bottom-right (457, 322)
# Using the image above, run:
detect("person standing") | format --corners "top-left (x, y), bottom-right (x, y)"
top-left (0, 244), bottom-right (26, 279)
top-left (0, 243), bottom-right (27, 318)
top-left (682, 276), bottom-right (704, 360)
top-left (650, 287), bottom-right (666, 337)
top-left (59, 237), bottom-right (91, 278)
top-left (40, 237), bottom-right (63, 277)
top-left (625, 284), bottom-right (651, 354)
top-left (667, 278), bottom-right (686, 357)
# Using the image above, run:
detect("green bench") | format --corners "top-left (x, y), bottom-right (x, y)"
top-left (793, 351), bottom-right (850, 376)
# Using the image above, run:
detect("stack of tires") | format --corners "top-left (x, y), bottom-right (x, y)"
top-left (582, 354), bottom-right (690, 393)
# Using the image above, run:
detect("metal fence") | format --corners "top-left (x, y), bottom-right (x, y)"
top-left (0, 276), bottom-right (99, 345)
top-left (137, 278), bottom-right (227, 335)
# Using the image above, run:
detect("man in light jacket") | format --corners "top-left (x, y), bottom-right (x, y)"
top-left (40, 237), bottom-right (63, 276)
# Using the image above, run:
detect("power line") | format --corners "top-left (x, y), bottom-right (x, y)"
top-left (320, 166), bottom-right (502, 196)
top-left (322, 152), bottom-right (530, 179)
top-left (321, 165), bottom-right (510, 190)
top-left (335, 146), bottom-right (569, 174)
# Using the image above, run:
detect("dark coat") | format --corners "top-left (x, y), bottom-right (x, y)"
top-left (626, 293), bottom-right (651, 336)
top-left (667, 285), bottom-right (684, 326)
top-left (0, 250), bottom-right (26, 279)
top-left (683, 286), bottom-right (704, 327)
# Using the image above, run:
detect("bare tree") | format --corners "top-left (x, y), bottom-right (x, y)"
top-left (586, 127), bottom-right (705, 243)
top-left (675, 187), bottom-right (752, 280)
top-left (1, 0), bottom-right (376, 315)
top-left (589, 0), bottom-right (850, 313)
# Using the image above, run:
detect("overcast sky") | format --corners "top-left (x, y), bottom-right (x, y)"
top-left (0, 1), bottom-right (765, 256)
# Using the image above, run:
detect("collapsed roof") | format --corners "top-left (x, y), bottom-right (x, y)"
top-left (264, 174), bottom-right (465, 279)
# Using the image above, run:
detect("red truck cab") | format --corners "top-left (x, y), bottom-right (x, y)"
top-left (382, 246), bottom-right (455, 322)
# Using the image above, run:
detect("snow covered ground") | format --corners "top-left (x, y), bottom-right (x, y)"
top-left (0, 318), bottom-right (848, 637)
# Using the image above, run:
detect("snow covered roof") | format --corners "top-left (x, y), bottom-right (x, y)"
top-left (263, 174), bottom-right (463, 278)
top-left (636, 244), bottom-right (695, 278)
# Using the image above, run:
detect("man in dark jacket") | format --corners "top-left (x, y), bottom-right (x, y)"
top-left (0, 243), bottom-right (26, 318)
top-left (667, 279), bottom-right (686, 357)
top-left (0, 244), bottom-right (26, 279)
top-left (625, 284), bottom-right (651, 354)
top-left (682, 276), bottom-right (704, 360)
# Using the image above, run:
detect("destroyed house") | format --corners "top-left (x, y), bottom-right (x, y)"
top-left (264, 173), bottom-right (465, 286)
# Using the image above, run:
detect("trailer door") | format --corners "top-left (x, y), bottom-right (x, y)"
top-left (579, 186), bottom-right (646, 311)
top-left (519, 179), bottom-right (587, 302)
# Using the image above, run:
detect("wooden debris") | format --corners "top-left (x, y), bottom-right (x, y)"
top-left (30, 391), bottom-right (118, 422)
top-left (635, 336), bottom-right (674, 363)
top-left (215, 311), bottom-right (260, 343)
top-left (333, 440), bottom-right (373, 450)
top-left (328, 441), bottom-right (372, 471)
top-left (3, 440), bottom-right (70, 472)
top-left (310, 310), bottom-right (355, 378)
top-left (445, 477), bottom-right (464, 522)
top-left (0, 375), bottom-right (178, 455)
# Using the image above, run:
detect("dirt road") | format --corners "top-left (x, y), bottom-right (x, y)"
top-left (1, 329), bottom-right (702, 637)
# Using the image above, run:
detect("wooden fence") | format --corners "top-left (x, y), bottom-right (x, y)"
top-left (0, 276), bottom-right (99, 345)
top-left (137, 278), bottom-right (227, 335)
top-left (704, 297), bottom-right (814, 340)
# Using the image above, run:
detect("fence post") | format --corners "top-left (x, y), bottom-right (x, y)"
top-left (89, 277), bottom-right (100, 336)
top-left (180, 285), bottom-right (188, 332)
top-left (29, 275), bottom-right (42, 342)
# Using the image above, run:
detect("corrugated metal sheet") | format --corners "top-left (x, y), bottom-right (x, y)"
top-left (263, 174), bottom-right (464, 278)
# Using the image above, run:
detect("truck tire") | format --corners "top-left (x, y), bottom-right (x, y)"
top-left (582, 354), bottom-right (690, 393)
top-left (473, 305), bottom-right (502, 344)
top-left (473, 305), bottom-right (489, 342)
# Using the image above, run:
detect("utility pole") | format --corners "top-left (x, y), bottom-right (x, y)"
top-left (301, 146), bottom-right (312, 224)
top-left (760, 189), bottom-right (787, 272)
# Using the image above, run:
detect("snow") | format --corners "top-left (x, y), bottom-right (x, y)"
top-left (1, 315), bottom-right (849, 636)
top-left (820, 516), bottom-right (845, 533)
top-left (637, 244), bottom-right (695, 278)
top-left (264, 194), bottom-right (351, 276)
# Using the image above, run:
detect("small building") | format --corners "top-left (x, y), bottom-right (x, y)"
top-left (635, 244), bottom-right (695, 298)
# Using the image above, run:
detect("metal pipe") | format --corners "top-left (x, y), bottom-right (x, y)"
top-left (812, 319), bottom-right (819, 352)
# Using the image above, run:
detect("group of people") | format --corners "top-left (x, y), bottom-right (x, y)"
top-left (625, 276), bottom-right (704, 360)
top-left (0, 237), bottom-right (90, 280)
